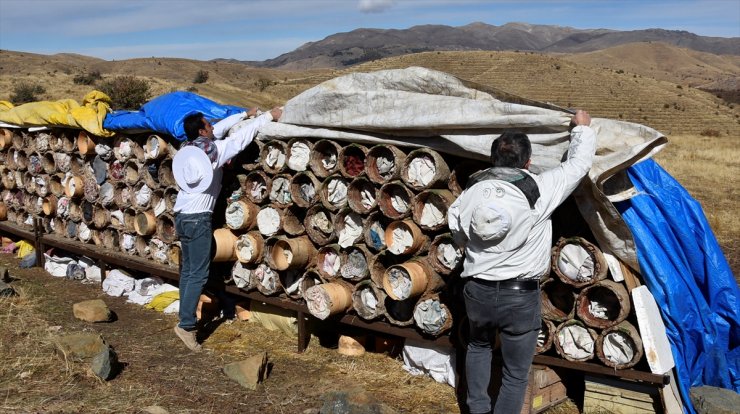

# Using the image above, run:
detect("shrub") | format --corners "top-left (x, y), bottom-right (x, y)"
top-left (700, 129), bottom-right (721, 137)
top-left (193, 70), bottom-right (209, 84)
top-left (98, 76), bottom-right (151, 110)
top-left (73, 70), bottom-right (102, 85)
top-left (10, 82), bottom-right (46, 104)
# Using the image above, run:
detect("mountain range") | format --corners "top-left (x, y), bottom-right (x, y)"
top-left (216, 22), bottom-right (740, 70)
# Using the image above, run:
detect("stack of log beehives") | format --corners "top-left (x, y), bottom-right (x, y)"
top-left (0, 125), bottom-right (646, 371)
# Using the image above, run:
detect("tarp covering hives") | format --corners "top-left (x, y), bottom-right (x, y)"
top-left (0, 91), bottom-right (113, 136)
top-left (619, 159), bottom-right (740, 413)
top-left (257, 66), bottom-right (668, 270)
top-left (103, 91), bottom-right (245, 140)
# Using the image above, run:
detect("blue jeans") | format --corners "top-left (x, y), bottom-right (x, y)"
top-left (463, 279), bottom-right (541, 414)
top-left (175, 212), bottom-right (212, 331)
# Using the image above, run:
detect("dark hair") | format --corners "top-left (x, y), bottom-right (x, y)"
top-left (490, 131), bottom-right (531, 168)
top-left (183, 113), bottom-right (206, 141)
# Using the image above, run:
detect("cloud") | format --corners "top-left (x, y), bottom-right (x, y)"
top-left (358, 0), bottom-right (394, 13)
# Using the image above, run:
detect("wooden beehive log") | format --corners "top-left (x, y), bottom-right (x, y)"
top-left (286, 138), bottom-right (313, 172)
top-left (377, 180), bottom-right (413, 219)
top-left (413, 292), bottom-right (453, 336)
top-left (77, 131), bottom-right (96, 157)
top-left (133, 182), bottom-right (153, 210)
top-left (352, 279), bottom-right (387, 321)
top-left (68, 199), bottom-right (82, 222)
top-left (309, 139), bottom-right (342, 178)
top-left (51, 217), bottom-right (66, 237)
top-left (1, 168), bottom-right (16, 190)
top-left (134, 210), bottom-right (156, 236)
top-left (300, 269), bottom-right (326, 301)
top-left (0, 128), bottom-right (15, 150)
top-left (48, 174), bottom-right (64, 197)
top-left (540, 278), bottom-right (577, 322)
top-left (0, 202), bottom-right (6, 221)
top-left (347, 177), bottom-right (378, 214)
top-left (304, 279), bottom-right (353, 320)
top-left (576, 279), bottom-right (631, 329)
top-left (243, 170), bottom-right (272, 204)
top-left (155, 213), bottom-right (177, 244)
top-left (149, 189), bottom-right (165, 216)
top-left (82, 174), bottom-right (100, 203)
top-left (384, 295), bottom-right (417, 327)
top-left (141, 162), bottom-right (160, 189)
top-left (554, 319), bottom-right (597, 362)
top-left (448, 160), bottom-right (489, 197)
top-left (411, 189), bottom-right (455, 231)
top-left (134, 235), bottom-right (150, 258)
top-left (382, 257), bottom-right (438, 301)
top-left (91, 229), bottom-right (105, 247)
top-left (334, 208), bottom-right (365, 248)
top-left (289, 171), bottom-right (320, 208)
top-left (34, 132), bottom-right (51, 153)
top-left (362, 211), bottom-right (389, 252)
top-left (385, 219), bottom-right (429, 256)
top-left (123, 160), bottom-right (140, 186)
top-left (102, 228), bottom-right (119, 250)
top-left (5, 207), bottom-right (16, 224)
top-left (35, 175), bottom-right (51, 197)
top-left (236, 140), bottom-right (263, 171)
top-left (28, 153), bottom-right (43, 175)
top-left (115, 185), bottom-right (132, 210)
top-left (256, 204), bottom-right (283, 237)
top-left (13, 149), bottom-right (28, 170)
top-left (551, 236), bottom-right (608, 288)
top-left (316, 244), bottom-right (342, 281)
top-left (338, 143), bottom-right (368, 178)
top-left (366, 144), bottom-right (406, 185)
top-left (428, 233), bottom-right (463, 276)
top-left (47, 130), bottom-right (64, 152)
top-left (144, 134), bottom-right (168, 160)
top-left (157, 159), bottom-right (176, 187)
top-left (59, 130), bottom-right (76, 153)
top-left (304, 205), bottom-right (336, 245)
top-left (595, 321), bottom-right (644, 369)
top-left (163, 187), bottom-right (178, 211)
top-left (402, 148), bottom-right (450, 191)
top-left (536, 319), bottom-right (557, 354)
top-left (69, 155), bottom-right (87, 176)
top-left (123, 208), bottom-right (137, 232)
top-left (271, 235), bottom-right (317, 271)
top-left (339, 244), bottom-right (372, 282)
top-left (22, 171), bottom-right (37, 195)
top-left (107, 159), bottom-right (124, 183)
top-left (254, 263), bottom-right (281, 296)
top-left (77, 221), bottom-right (94, 243)
top-left (235, 231), bottom-right (264, 264)
top-left (320, 174), bottom-right (349, 211)
top-left (268, 173), bottom-right (293, 207)
top-left (212, 228), bottom-right (237, 262)
top-left (279, 269), bottom-right (304, 300)
top-left (118, 232), bottom-right (136, 254)
top-left (41, 195), bottom-right (57, 216)
top-left (5, 148), bottom-right (17, 170)
top-left (53, 152), bottom-right (71, 173)
top-left (166, 244), bottom-right (180, 267)
top-left (149, 237), bottom-right (170, 264)
top-left (40, 152), bottom-right (56, 174)
top-left (232, 261), bottom-right (258, 291)
top-left (260, 140), bottom-right (288, 174)
top-left (282, 205), bottom-right (306, 236)
top-left (263, 235), bottom-right (288, 269)
top-left (225, 199), bottom-right (260, 231)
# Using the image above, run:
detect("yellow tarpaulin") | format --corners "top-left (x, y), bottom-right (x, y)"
top-left (0, 91), bottom-right (114, 137)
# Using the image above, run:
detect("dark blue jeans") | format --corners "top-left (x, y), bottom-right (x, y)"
top-left (175, 212), bottom-right (212, 331)
top-left (463, 279), bottom-right (541, 414)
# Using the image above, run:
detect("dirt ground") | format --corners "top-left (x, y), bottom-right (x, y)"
top-left (0, 253), bottom-right (583, 414)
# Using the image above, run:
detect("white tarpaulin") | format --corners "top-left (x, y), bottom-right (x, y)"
top-left (257, 67), bottom-right (667, 269)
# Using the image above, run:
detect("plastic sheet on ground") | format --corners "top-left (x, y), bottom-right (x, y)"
top-left (43, 254), bottom-right (76, 277)
top-left (402, 338), bottom-right (456, 387)
top-left (126, 277), bottom-right (167, 305)
top-left (102, 269), bottom-right (135, 297)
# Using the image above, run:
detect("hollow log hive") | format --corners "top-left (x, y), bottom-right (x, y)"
top-left (0, 127), bottom-right (647, 370)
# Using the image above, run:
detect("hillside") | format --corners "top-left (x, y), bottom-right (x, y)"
top-left (1, 48), bottom-right (738, 137)
top-left (226, 23), bottom-right (740, 70)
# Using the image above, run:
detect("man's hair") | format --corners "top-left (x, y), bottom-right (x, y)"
top-left (183, 113), bottom-right (206, 141)
top-left (490, 131), bottom-right (531, 168)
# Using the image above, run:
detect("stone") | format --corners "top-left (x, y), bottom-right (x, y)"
top-left (0, 280), bottom-right (17, 297)
top-left (73, 299), bottom-right (112, 322)
top-left (337, 335), bottom-right (366, 357)
top-left (320, 388), bottom-right (397, 414)
top-left (223, 352), bottom-right (269, 390)
top-left (54, 333), bottom-right (108, 361)
top-left (91, 346), bottom-right (120, 381)
top-left (142, 406), bottom-right (170, 414)
top-left (690, 386), bottom-right (740, 414)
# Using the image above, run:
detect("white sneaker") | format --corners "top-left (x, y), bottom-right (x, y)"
top-left (174, 325), bottom-right (202, 352)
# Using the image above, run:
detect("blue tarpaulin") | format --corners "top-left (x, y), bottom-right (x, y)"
top-left (103, 91), bottom-right (245, 141)
top-left (617, 159), bottom-right (739, 413)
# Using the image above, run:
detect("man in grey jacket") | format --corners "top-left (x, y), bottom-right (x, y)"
top-left (448, 110), bottom-right (595, 414)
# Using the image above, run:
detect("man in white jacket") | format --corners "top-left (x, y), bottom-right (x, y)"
top-left (173, 106), bottom-right (282, 351)
top-left (448, 110), bottom-right (595, 414)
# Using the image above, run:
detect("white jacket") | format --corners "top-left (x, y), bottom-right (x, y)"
top-left (174, 112), bottom-right (273, 214)
top-left (447, 125), bottom-right (596, 281)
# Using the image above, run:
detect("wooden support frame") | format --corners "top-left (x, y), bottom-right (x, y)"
top-left (0, 220), bottom-right (670, 386)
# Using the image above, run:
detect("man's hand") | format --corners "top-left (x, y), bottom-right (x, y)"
top-left (572, 110), bottom-right (591, 127)
top-left (269, 107), bottom-right (283, 121)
